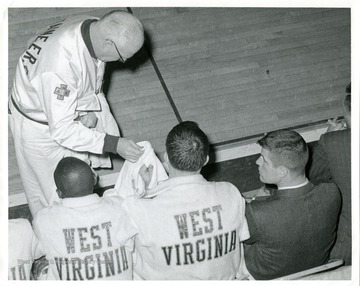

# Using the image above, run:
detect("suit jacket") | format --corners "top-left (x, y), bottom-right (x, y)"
top-left (308, 129), bottom-right (351, 265)
top-left (243, 182), bottom-right (341, 280)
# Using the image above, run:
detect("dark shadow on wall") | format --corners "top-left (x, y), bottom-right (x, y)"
top-left (201, 153), bottom-right (263, 193)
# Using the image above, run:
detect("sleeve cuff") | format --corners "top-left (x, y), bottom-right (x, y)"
top-left (103, 134), bottom-right (120, 154)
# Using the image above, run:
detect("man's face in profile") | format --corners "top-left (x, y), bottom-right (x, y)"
top-left (256, 148), bottom-right (280, 185)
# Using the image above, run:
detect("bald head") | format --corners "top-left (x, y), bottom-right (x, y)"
top-left (54, 157), bottom-right (96, 198)
top-left (91, 10), bottom-right (144, 62)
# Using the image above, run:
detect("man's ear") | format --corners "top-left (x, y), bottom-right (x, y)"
top-left (90, 167), bottom-right (98, 186)
top-left (102, 39), bottom-right (115, 51)
top-left (56, 189), bottom-right (63, 199)
top-left (162, 152), bottom-right (170, 174)
top-left (278, 166), bottom-right (288, 178)
top-left (203, 155), bottom-right (209, 167)
top-left (164, 152), bottom-right (169, 163)
top-left (104, 39), bottom-right (113, 46)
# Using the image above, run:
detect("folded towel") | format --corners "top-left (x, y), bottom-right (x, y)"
top-left (114, 141), bottom-right (168, 198)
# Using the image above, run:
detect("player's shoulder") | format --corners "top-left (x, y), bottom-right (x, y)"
top-left (9, 218), bottom-right (35, 240)
top-left (212, 179), bottom-right (234, 188)
top-left (32, 204), bottom-right (62, 227)
top-left (245, 196), bottom-right (277, 225)
top-left (101, 196), bottom-right (127, 213)
top-left (122, 195), bottom-right (145, 208)
top-left (313, 182), bottom-right (341, 197)
top-left (119, 195), bottom-right (155, 218)
top-left (322, 129), bottom-right (351, 147)
top-left (8, 218), bottom-right (32, 231)
top-left (208, 181), bottom-right (245, 207)
top-left (214, 181), bottom-right (241, 195)
top-left (312, 181), bottom-right (337, 190)
top-left (102, 190), bottom-right (124, 203)
top-left (9, 217), bottom-right (31, 225)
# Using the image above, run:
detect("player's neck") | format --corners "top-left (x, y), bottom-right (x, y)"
top-left (277, 173), bottom-right (307, 189)
top-left (169, 167), bottom-right (201, 179)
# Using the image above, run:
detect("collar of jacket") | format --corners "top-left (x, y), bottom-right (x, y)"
top-left (81, 19), bottom-right (98, 59)
top-left (272, 181), bottom-right (314, 198)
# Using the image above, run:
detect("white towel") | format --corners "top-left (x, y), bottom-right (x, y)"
top-left (114, 141), bottom-right (168, 199)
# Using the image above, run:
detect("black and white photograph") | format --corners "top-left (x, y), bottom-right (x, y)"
top-left (1, 0), bottom-right (359, 284)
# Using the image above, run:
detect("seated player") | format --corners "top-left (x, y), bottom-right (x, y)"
top-left (116, 121), bottom-right (250, 279)
top-left (32, 157), bottom-right (133, 280)
top-left (308, 83), bottom-right (352, 265)
top-left (243, 129), bottom-right (341, 280)
top-left (8, 218), bottom-right (44, 280)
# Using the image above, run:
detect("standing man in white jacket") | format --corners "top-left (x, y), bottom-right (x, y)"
top-left (9, 10), bottom-right (145, 216)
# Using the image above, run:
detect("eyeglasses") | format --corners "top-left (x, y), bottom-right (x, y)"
top-left (109, 40), bottom-right (126, 63)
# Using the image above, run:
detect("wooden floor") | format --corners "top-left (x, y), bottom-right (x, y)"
top-left (8, 7), bottom-right (351, 197)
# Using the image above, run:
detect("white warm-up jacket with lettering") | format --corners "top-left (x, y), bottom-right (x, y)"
top-left (8, 219), bottom-right (43, 280)
top-left (116, 175), bottom-right (250, 280)
top-left (33, 194), bottom-right (133, 280)
top-left (11, 15), bottom-right (119, 154)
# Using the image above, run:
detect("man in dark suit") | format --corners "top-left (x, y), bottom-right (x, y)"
top-left (243, 129), bottom-right (341, 280)
top-left (308, 84), bottom-right (351, 265)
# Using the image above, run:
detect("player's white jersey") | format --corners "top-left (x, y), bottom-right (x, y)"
top-left (8, 218), bottom-right (43, 280)
top-left (117, 174), bottom-right (250, 280)
top-left (33, 194), bottom-right (133, 280)
top-left (11, 15), bottom-right (109, 154)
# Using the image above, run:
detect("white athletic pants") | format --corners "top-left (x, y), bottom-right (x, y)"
top-left (9, 105), bottom-right (63, 217)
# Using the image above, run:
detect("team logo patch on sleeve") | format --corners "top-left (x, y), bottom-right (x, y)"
top-left (54, 84), bottom-right (70, 100)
